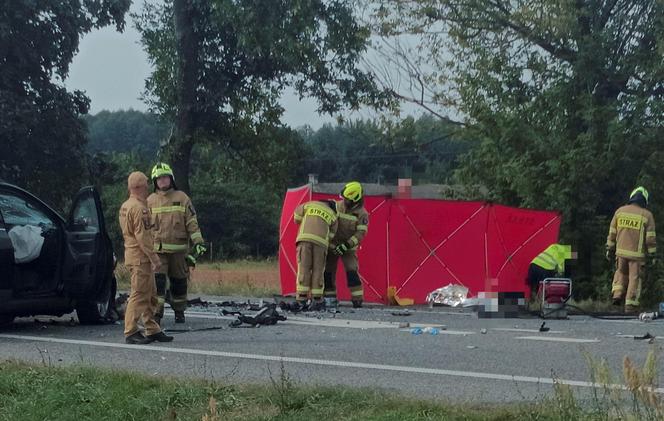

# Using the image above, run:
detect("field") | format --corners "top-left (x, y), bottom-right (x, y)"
top-left (115, 259), bottom-right (281, 297)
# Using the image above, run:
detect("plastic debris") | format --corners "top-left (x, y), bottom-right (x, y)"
top-left (410, 328), bottom-right (423, 335)
top-left (639, 312), bottom-right (659, 322)
top-left (480, 328), bottom-right (487, 334)
top-left (426, 284), bottom-right (469, 307)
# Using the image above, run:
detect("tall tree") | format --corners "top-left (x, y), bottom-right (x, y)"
top-left (0, 0), bottom-right (131, 209)
top-left (135, 0), bottom-right (391, 193)
top-left (371, 1), bottom-right (664, 293)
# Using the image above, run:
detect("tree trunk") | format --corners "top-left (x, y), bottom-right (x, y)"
top-left (167, 0), bottom-right (198, 194)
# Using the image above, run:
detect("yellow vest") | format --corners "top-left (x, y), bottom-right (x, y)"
top-left (531, 244), bottom-right (572, 274)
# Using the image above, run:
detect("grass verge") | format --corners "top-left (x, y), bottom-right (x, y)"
top-left (2, 349), bottom-right (663, 420)
top-left (0, 360), bottom-right (518, 421)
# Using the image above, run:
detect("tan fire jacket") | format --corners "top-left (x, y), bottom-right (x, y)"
top-left (294, 201), bottom-right (338, 248)
top-left (331, 200), bottom-right (369, 250)
top-left (119, 196), bottom-right (158, 265)
top-left (607, 203), bottom-right (657, 260)
top-left (148, 189), bottom-right (203, 254)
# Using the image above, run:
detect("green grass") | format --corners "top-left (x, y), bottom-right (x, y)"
top-left (0, 360), bottom-right (521, 421)
top-left (2, 351), bottom-right (664, 421)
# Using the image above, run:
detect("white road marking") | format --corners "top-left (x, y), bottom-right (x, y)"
top-left (0, 334), bottom-right (655, 393)
top-left (493, 328), bottom-right (566, 334)
top-left (516, 336), bottom-right (600, 343)
top-left (398, 329), bottom-right (475, 335)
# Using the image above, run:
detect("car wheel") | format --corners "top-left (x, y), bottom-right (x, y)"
top-left (76, 276), bottom-right (117, 325)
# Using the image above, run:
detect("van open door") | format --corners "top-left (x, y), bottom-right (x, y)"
top-left (62, 187), bottom-right (113, 300)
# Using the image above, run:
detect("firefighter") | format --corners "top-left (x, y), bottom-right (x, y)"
top-left (294, 199), bottom-right (338, 310)
top-left (607, 186), bottom-right (657, 313)
top-left (148, 163), bottom-right (206, 324)
top-left (527, 243), bottom-right (576, 296)
top-left (119, 171), bottom-right (173, 344)
top-left (323, 181), bottom-right (369, 309)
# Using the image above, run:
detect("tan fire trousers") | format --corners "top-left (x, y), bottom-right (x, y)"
top-left (124, 263), bottom-right (161, 337)
top-left (611, 257), bottom-right (644, 307)
top-left (296, 242), bottom-right (327, 301)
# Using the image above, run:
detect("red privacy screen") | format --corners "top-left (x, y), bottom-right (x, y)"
top-left (279, 185), bottom-right (561, 304)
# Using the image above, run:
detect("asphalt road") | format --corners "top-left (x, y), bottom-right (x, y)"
top-left (1, 297), bottom-right (663, 403)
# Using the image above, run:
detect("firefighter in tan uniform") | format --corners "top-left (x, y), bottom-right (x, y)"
top-left (148, 163), bottom-right (206, 324)
top-left (294, 200), bottom-right (338, 310)
top-left (606, 186), bottom-right (657, 312)
top-left (324, 182), bottom-right (369, 309)
top-left (119, 172), bottom-right (173, 344)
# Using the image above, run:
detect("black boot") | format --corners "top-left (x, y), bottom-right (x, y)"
top-left (174, 311), bottom-right (185, 323)
top-left (147, 331), bottom-right (174, 342)
top-left (125, 331), bottom-right (152, 345)
top-left (352, 299), bottom-right (363, 308)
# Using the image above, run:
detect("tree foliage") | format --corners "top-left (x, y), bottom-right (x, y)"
top-left (300, 115), bottom-right (468, 184)
top-left (135, 0), bottom-right (392, 193)
top-left (83, 110), bottom-right (168, 158)
top-left (372, 0), bottom-right (664, 296)
top-left (0, 0), bottom-right (131, 210)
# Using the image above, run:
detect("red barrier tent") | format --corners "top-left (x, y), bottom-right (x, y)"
top-left (279, 185), bottom-right (561, 304)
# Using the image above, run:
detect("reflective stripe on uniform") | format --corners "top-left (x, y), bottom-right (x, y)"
top-left (152, 205), bottom-right (186, 214)
top-left (155, 243), bottom-right (188, 252)
top-left (616, 248), bottom-right (645, 259)
top-left (532, 252), bottom-right (559, 271)
top-left (648, 247), bottom-right (657, 254)
top-left (190, 231), bottom-right (203, 241)
top-left (294, 214), bottom-right (303, 222)
top-left (311, 288), bottom-right (324, 296)
top-left (625, 299), bottom-right (640, 306)
top-left (356, 224), bottom-right (368, 231)
top-left (606, 240), bottom-right (616, 247)
top-left (296, 233), bottom-right (328, 248)
top-left (296, 285), bottom-right (311, 293)
top-left (647, 231), bottom-right (656, 238)
top-left (609, 227), bottom-right (617, 234)
top-left (338, 213), bottom-right (358, 221)
top-left (348, 236), bottom-right (359, 247)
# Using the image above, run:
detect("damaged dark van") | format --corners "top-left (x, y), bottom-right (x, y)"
top-left (0, 182), bottom-right (116, 325)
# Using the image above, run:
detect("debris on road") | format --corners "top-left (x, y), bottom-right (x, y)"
top-left (426, 284), bottom-right (468, 308)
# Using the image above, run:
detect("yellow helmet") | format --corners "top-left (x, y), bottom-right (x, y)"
top-left (629, 186), bottom-right (649, 205)
top-left (151, 162), bottom-right (174, 181)
top-left (341, 181), bottom-right (363, 203)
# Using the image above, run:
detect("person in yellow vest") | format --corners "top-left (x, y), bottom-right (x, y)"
top-left (527, 243), bottom-right (576, 293)
top-left (119, 171), bottom-right (173, 344)
top-left (294, 199), bottom-right (338, 310)
top-left (606, 186), bottom-right (657, 312)
top-left (323, 181), bottom-right (369, 309)
top-left (148, 163), bottom-right (206, 324)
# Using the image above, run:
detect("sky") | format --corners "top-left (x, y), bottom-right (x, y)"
top-left (64, 1), bottom-right (394, 130)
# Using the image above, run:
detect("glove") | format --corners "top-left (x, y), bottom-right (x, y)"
top-left (605, 248), bottom-right (615, 262)
top-left (333, 243), bottom-right (348, 256)
top-left (185, 254), bottom-right (197, 267)
top-left (193, 243), bottom-right (207, 258)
